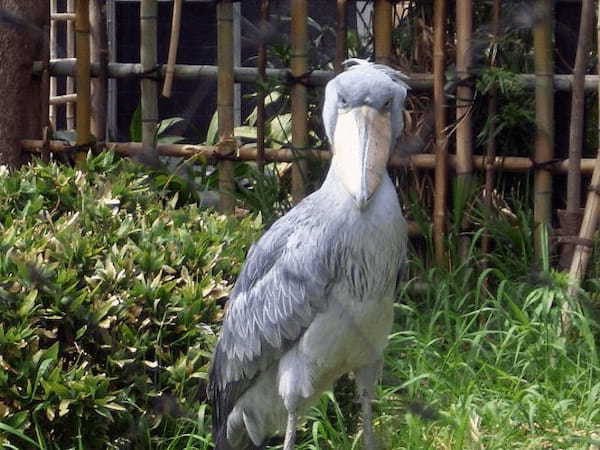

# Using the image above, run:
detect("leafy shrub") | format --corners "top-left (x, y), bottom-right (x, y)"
top-left (0, 152), bottom-right (262, 449)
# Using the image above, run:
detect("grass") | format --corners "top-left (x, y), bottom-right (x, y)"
top-left (284, 267), bottom-right (600, 449)
top-left (1, 153), bottom-right (600, 449)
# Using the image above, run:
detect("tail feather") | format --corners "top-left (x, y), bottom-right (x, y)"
top-left (208, 345), bottom-right (259, 449)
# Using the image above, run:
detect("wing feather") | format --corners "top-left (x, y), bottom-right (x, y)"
top-left (207, 196), bottom-right (338, 442)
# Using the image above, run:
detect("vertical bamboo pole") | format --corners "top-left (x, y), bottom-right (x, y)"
top-left (433, 0), bottom-right (448, 267)
top-left (41, 6), bottom-right (51, 162)
top-left (568, 156), bottom-right (600, 296)
top-left (162, 0), bottom-right (183, 98)
top-left (566, 2), bottom-right (600, 298)
top-left (75, 0), bottom-right (92, 154)
top-left (533, 0), bottom-right (554, 258)
top-left (455, 0), bottom-right (474, 250)
top-left (290, 0), bottom-right (308, 203)
top-left (373, 0), bottom-right (392, 65)
top-left (90, 0), bottom-right (108, 142)
top-left (256, 0), bottom-right (269, 172)
top-left (67, 0), bottom-right (75, 130)
top-left (335, 0), bottom-right (347, 73)
top-left (106, 0), bottom-right (118, 139)
top-left (50, 0), bottom-right (58, 128)
top-left (482, 0), bottom-right (501, 256)
top-left (140, 0), bottom-right (158, 161)
top-left (217, 0), bottom-right (236, 213)
top-left (563, 0), bottom-right (594, 263)
top-left (233, 3), bottom-right (241, 128)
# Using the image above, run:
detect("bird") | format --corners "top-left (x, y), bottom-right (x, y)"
top-left (207, 59), bottom-right (409, 450)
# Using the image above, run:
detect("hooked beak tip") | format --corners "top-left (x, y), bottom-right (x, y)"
top-left (353, 192), bottom-right (370, 210)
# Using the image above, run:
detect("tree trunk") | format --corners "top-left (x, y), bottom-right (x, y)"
top-left (0, 1), bottom-right (48, 167)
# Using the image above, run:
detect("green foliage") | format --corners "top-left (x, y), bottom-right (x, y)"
top-left (475, 67), bottom-right (536, 158)
top-left (0, 152), bottom-right (262, 449)
top-left (375, 240), bottom-right (600, 449)
top-left (1, 153), bottom-right (599, 449)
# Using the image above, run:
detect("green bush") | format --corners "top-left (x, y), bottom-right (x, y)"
top-left (0, 153), bottom-right (262, 449)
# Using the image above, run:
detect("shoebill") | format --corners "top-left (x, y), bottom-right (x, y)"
top-left (208, 59), bottom-right (409, 450)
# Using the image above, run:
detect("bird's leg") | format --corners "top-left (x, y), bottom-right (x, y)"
top-left (283, 410), bottom-right (297, 450)
top-left (356, 364), bottom-right (382, 450)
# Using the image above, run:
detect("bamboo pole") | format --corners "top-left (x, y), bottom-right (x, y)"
top-left (20, 139), bottom-right (600, 175)
top-left (67, 0), bottom-right (75, 130)
top-left (290, 0), bottom-right (308, 203)
top-left (482, 0), bottom-right (501, 256)
top-left (455, 0), bottom-right (474, 257)
top-left (566, 2), bottom-right (600, 300)
top-left (50, 0), bottom-right (58, 128)
top-left (41, 16), bottom-right (51, 161)
top-left (52, 13), bottom-right (76, 21)
top-left (335, 0), bottom-right (347, 73)
top-left (217, 0), bottom-right (236, 213)
top-left (567, 154), bottom-right (600, 297)
top-left (75, 0), bottom-right (92, 154)
top-left (373, 0), bottom-right (392, 65)
top-left (533, 0), bottom-right (555, 259)
top-left (562, 0), bottom-right (594, 265)
top-left (162, 0), bottom-right (183, 98)
top-left (50, 94), bottom-right (78, 105)
top-left (33, 60), bottom-right (600, 92)
top-left (90, 0), bottom-right (108, 142)
top-left (433, 0), bottom-right (448, 267)
top-left (256, 0), bottom-right (269, 172)
top-left (140, 0), bottom-right (159, 163)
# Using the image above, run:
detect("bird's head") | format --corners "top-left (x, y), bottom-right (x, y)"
top-left (323, 59), bottom-right (409, 209)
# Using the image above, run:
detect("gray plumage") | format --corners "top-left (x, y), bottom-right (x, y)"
top-left (208, 60), bottom-right (409, 450)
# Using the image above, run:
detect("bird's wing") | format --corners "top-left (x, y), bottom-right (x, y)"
top-left (214, 198), bottom-right (336, 385)
top-left (208, 197), bottom-right (337, 432)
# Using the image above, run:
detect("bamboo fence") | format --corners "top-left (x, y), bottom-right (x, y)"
top-left (335, 0), bottom-right (347, 73)
top-left (90, 0), bottom-right (108, 142)
top-left (217, 0), bottom-right (236, 214)
top-left (67, 0), bottom-right (75, 130)
top-left (140, 0), bottom-right (159, 163)
top-left (49, 0), bottom-right (58, 127)
top-left (561, 0), bottom-right (595, 266)
top-left (481, 0), bottom-right (501, 256)
top-left (533, 0), bottom-right (554, 258)
top-left (566, 1), bottom-right (600, 297)
top-left (433, 0), bottom-right (448, 266)
top-left (256, 0), bottom-right (269, 172)
top-left (290, 0), bottom-right (309, 203)
top-left (456, 0), bottom-right (473, 257)
top-left (162, 0), bottom-right (183, 98)
top-left (27, 1), bottom-right (600, 284)
top-left (74, 0), bottom-right (91, 161)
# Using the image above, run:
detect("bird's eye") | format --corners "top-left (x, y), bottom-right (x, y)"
top-left (383, 99), bottom-right (392, 110)
top-left (338, 95), bottom-right (349, 109)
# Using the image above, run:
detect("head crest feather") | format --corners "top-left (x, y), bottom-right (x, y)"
top-left (342, 58), bottom-right (410, 90)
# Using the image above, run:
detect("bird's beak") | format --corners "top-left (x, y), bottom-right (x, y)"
top-left (332, 106), bottom-right (392, 209)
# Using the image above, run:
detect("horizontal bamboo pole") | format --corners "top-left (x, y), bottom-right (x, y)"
top-left (51, 13), bottom-right (76, 21)
top-left (50, 94), bottom-right (77, 105)
top-left (20, 139), bottom-right (600, 174)
top-left (32, 60), bottom-right (600, 92)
